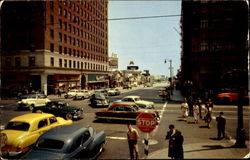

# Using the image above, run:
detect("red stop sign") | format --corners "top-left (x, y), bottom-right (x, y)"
top-left (136, 113), bottom-right (157, 133)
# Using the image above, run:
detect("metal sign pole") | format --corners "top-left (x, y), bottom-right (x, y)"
top-left (144, 133), bottom-right (149, 158)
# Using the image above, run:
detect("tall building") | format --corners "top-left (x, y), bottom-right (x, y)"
top-left (180, 0), bottom-right (248, 97)
top-left (1, 0), bottom-right (109, 96)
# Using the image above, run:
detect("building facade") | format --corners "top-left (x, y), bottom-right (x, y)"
top-left (1, 0), bottom-right (108, 96)
top-left (180, 0), bottom-right (248, 98)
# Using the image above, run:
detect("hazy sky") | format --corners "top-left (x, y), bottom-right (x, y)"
top-left (108, 0), bottom-right (182, 76)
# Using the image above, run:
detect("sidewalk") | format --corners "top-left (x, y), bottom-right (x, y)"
top-left (147, 89), bottom-right (250, 159)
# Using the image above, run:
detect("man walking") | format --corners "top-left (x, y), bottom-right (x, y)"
top-left (127, 124), bottom-right (140, 160)
top-left (166, 124), bottom-right (184, 159)
top-left (216, 112), bottom-right (226, 140)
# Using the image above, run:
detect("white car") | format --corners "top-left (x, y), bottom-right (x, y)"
top-left (73, 90), bottom-right (91, 100)
top-left (115, 96), bottom-right (154, 109)
top-left (17, 94), bottom-right (51, 111)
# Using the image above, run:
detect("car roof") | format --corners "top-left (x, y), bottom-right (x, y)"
top-left (39, 124), bottom-right (88, 142)
top-left (112, 101), bottom-right (136, 105)
top-left (123, 95), bottom-right (140, 99)
top-left (10, 113), bottom-right (54, 123)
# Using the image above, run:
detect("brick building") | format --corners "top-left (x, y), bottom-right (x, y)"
top-left (1, 0), bottom-right (109, 96)
top-left (180, 0), bottom-right (248, 98)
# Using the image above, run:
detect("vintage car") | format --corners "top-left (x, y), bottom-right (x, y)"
top-left (73, 90), bottom-right (91, 100)
top-left (95, 102), bottom-right (160, 122)
top-left (107, 89), bottom-right (121, 96)
top-left (0, 113), bottom-right (72, 158)
top-left (89, 93), bottom-right (109, 108)
top-left (216, 92), bottom-right (249, 104)
top-left (123, 84), bottom-right (132, 89)
top-left (115, 96), bottom-right (155, 109)
top-left (95, 89), bottom-right (109, 97)
top-left (32, 101), bottom-right (84, 120)
top-left (17, 94), bottom-right (51, 111)
top-left (22, 124), bottom-right (106, 159)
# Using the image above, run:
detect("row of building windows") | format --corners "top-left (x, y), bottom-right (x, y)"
top-left (50, 43), bottom-right (108, 62)
top-left (5, 56), bottom-right (108, 71)
top-left (50, 57), bottom-right (107, 71)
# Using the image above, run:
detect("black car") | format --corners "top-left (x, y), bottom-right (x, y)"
top-left (22, 124), bottom-right (106, 159)
top-left (32, 101), bottom-right (84, 120)
top-left (89, 93), bottom-right (109, 108)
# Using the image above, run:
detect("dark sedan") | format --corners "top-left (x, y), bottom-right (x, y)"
top-left (32, 101), bottom-right (84, 120)
top-left (22, 124), bottom-right (106, 159)
top-left (95, 102), bottom-right (160, 122)
top-left (89, 93), bottom-right (109, 108)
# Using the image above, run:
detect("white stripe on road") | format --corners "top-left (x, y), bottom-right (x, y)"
top-left (151, 101), bottom-right (168, 136)
top-left (106, 136), bottom-right (127, 140)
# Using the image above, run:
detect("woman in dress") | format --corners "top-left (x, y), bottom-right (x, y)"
top-left (204, 99), bottom-right (213, 128)
top-left (193, 101), bottom-right (200, 123)
top-left (181, 98), bottom-right (189, 118)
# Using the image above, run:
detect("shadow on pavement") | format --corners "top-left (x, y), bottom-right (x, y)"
top-left (184, 145), bottom-right (233, 153)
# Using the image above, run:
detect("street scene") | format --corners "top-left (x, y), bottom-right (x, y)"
top-left (0, 0), bottom-right (249, 159)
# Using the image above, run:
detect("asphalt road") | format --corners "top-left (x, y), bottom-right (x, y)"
top-left (0, 85), bottom-right (249, 159)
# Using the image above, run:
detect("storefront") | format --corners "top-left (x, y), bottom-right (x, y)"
top-left (87, 74), bottom-right (109, 90)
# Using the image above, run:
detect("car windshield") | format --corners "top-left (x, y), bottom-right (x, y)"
top-left (134, 98), bottom-right (141, 101)
top-left (37, 138), bottom-right (64, 150)
top-left (6, 121), bottom-right (30, 131)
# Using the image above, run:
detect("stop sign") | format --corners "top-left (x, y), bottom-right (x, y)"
top-left (136, 113), bottom-right (157, 133)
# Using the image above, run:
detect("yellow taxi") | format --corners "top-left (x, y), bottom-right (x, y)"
top-left (0, 113), bottom-right (73, 157)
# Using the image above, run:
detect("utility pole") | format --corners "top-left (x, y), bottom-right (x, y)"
top-left (165, 59), bottom-right (173, 95)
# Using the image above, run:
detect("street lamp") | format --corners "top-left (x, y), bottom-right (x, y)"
top-left (165, 59), bottom-right (173, 95)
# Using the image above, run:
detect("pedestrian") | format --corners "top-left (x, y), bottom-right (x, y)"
top-left (127, 124), bottom-right (139, 160)
top-left (187, 96), bottom-right (194, 117)
top-left (165, 124), bottom-right (184, 159)
top-left (216, 112), bottom-right (226, 140)
top-left (193, 101), bottom-right (200, 123)
top-left (181, 98), bottom-right (188, 118)
top-left (197, 97), bottom-right (203, 119)
top-left (57, 89), bottom-right (61, 97)
top-left (204, 99), bottom-right (213, 128)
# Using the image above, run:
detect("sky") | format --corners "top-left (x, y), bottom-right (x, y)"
top-left (108, 0), bottom-right (182, 77)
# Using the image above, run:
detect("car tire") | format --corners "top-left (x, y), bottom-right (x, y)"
top-left (29, 104), bottom-right (34, 111)
top-left (65, 113), bottom-right (73, 120)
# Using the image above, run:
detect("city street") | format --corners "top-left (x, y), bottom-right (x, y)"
top-left (0, 84), bottom-right (249, 159)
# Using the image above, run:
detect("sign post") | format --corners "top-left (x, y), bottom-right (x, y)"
top-left (136, 113), bottom-right (157, 158)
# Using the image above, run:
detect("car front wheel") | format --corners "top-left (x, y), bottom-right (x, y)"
top-left (65, 113), bottom-right (73, 120)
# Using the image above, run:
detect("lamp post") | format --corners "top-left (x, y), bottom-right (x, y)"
top-left (165, 59), bottom-right (173, 95)
top-left (0, 0), bottom-right (4, 100)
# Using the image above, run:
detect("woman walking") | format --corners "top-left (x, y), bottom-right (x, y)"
top-left (181, 98), bottom-right (189, 118)
top-left (204, 99), bottom-right (213, 128)
top-left (193, 101), bottom-right (200, 123)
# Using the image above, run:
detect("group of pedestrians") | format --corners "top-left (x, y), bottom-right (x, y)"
top-left (180, 96), bottom-right (215, 127)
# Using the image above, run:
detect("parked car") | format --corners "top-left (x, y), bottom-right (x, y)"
top-left (0, 113), bottom-right (73, 158)
top-left (17, 94), bottom-right (51, 111)
top-left (32, 101), bottom-right (84, 120)
top-left (144, 83), bottom-right (153, 87)
top-left (95, 102), bottom-right (160, 122)
top-left (107, 89), bottom-right (121, 96)
top-left (64, 90), bottom-right (78, 99)
top-left (123, 84), bottom-right (132, 89)
top-left (115, 96), bottom-right (155, 109)
top-left (89, 93), bottom-right (109, 108)
top-left (22, 124), bottom-right (106, 159)
top-left (216, 92), bottom-right (249, 104)
top-left (73, 90), bottom-right (91, 100)
top-left (95, 89), bottom-right (109, 97)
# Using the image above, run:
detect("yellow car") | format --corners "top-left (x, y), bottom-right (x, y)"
top-left (1, 113), bottom-right (73, 157)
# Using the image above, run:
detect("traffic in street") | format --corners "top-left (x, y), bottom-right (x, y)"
top-left (0, 83), bottom-right (249, 159)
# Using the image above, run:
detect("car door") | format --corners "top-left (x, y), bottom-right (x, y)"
top-left (33, 118), bottom-right (50, 136)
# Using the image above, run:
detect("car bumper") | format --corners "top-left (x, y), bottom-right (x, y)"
top-left (73, 110), bottom-right (84, 119)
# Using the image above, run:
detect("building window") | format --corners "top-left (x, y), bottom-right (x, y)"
top-left (73, 61), bottom-right (76, 68)
top-left (81, 62), bottom-right (83, 69)
top-left (73, 49), bottom-right (76, 56)
top-left (59, 45), bottom-right (62, 54)
top-left (50, 1), bottom-right (54, 10)
top-left (59, 58), bottom-right (62, 67)
top-left (29, 56), bottom-right (35, 66)
top-left (64, 47), bottom-right (67, 55)
top-left (64, 59), bottom-right (67, 68)
top-left (59, 19), bottom-right (62, 29)
top-left (69, 36), bottom-right (72, 44)
top-left (69, 60), bottom-right (72, 68)
top-left (50, 29), bottom-right (54, 39)
top-left (50, 43), bottom-right (54, 52)
top-left (200, 42), bottom-right (209, 51)
top-left (58, 6), bottom-right (62, 15)
top-left (64, 34), bottom-right (67, 43)
top-left (6, 57), bottom-right (11, 67)
top-left (200, 20), bottom-right (208, 29)
top-left (64, 21), bottom-right (67, 31)
top-left (68, 48), bottom-right (72, 56)
top-left (77, 61), bottom-right (79, 68)
top-left (50, 15), bottom-right (54, 25)
top-left (50, 57), bottom-right (54, 67)
top-left (59, 32), bottom-right (62, 42)
top-left (15, 57), bottom-right (21, 67)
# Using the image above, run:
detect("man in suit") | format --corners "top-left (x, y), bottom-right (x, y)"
top-left (166, 124), bottom-right (184, 159)
top-left (216, 112), bottom-right (226, 140)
